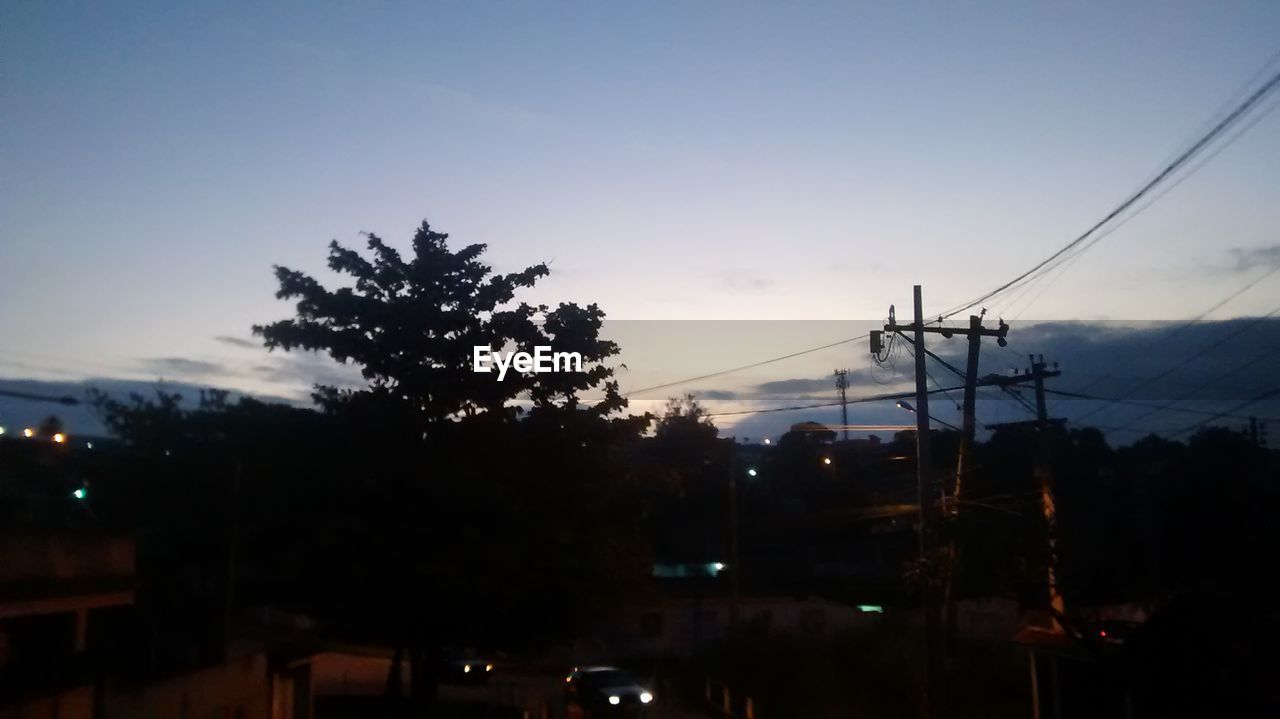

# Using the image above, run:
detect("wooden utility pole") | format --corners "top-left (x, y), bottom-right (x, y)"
top-left (834, 369), bottom-right (850, 441)
top-left (727, 438), bottom-right (741, 630)
top-left (874, 312), bottom-right (1008, 509)
top-left (877, 286), bottom-right (947, 718)
top-left (955, 314), bottom-right (985, 509)
top-left (1029, 356), bottom-right (1065, 626)
top-left (910, 286), bottom-right (945, 719)
top-left (986, 356), bottom-right (1065, 628)
top-left (875, 297), bottom-right (1011, 709)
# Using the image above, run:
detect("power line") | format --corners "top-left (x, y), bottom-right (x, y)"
top-left (936, 61), bottom-right (1280, 321)
top-left (624, 333), bottom-right (869, 397)
top-left (1043, 387), bottom-right (1279, 424)
top-left (999, 89), bottom-right (1280, 323)
top-left (1075, 263), bottom-right (1280, 394)
top-left (1072, 307), bottom-right (1280, 423)
top-left (1108, 341), bottom-right (1280, 431)
top-left (701, 383), bottom-right (965, 418)
top-left (1172, 386), bottom-right (1280, 437)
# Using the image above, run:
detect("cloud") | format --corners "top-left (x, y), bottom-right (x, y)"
top-left (695, 389), bottom-right (743, 401)
top-left (753, 377), bottom-right (834, 397)
top-left (1230, 245), bottom-right (1280, 271)
top-left (710, 270), bottom-right (775, 294)
top-left (137, 357), bottom-right (226, 377)
top-left (751, 369), bottom-right (879, 399)
top-left (251, 351), bottom-right (364, 389)
top-left (215, 335), bottom-right (259, 349)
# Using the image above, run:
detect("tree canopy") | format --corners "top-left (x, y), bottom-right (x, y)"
top-left (253, 220), bottom-right (626, 424)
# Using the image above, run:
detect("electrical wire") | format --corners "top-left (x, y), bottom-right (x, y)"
top-left (1072, 306), bottom-right (1280, 423)
top-left (936, 62), bottom-right (1280, 321)
top-left (699, 382), bottom-right (966, 418)
top-left (1043, 388), bottom-right (1279, 423)
top-left (1171, 386), bottom-right (1280, 437)
top-left (1108, 342), bottom-right (1280, 431)
top-left (1074, 263), bottom-right (1280, 394)
top-left (623, 333), bottom-right (869, 397)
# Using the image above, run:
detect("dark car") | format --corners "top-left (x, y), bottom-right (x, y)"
top-left (440, 650), bottom-right (494, 685)
top-left (564, 667), bottom-right (654, 716)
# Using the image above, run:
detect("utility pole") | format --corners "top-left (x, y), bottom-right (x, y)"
top-left (876, 286), bottom-right (947, 719)
top-left (1030, 356), bottom-right (1065, 630)
top-left (727, 437), bottom-right (741, 630)
top-left (874, 294), bottom-right (1010, 712)
top-left (955, 314), bottom-right (984, 509)
top-left (834, 369), bottom-right (850, 441)
top-left (874, 313), bottom-right (1008, 510)
top-left (987, 356), bottom-right (1065, 630)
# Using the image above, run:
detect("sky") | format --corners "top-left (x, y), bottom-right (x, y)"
top-left (3, 2), bottom-right (1279, 438)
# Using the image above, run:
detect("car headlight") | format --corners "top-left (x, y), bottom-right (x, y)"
top-left (640, 692), bottom-right (654, 704)
top-left (463, 665), bottom-right (472, 673)
top-left (608, 695), bottom-right (621, 705)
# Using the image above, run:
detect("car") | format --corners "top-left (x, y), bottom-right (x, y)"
top-left (440, 650), bottom-right (494, 685)
top-left (564, 666), bottom-right (654, 716)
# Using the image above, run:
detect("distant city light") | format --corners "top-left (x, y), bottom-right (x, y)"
top-left (0, 426), bottom-right (6, 435)
top-left (762, 438), bottom-right (771, 445)
top-left (856, 604), bottom-right (884, 613)
top-left (608, 696), bottom-right (621, 706)
top-left (746, 467), bottom-right (758, 477)
top-left (52, 433), bottom-right (66, 444)
top-left (463, 665), bottom-right (472, 674)
top-left (23, 428), bottom-right (35, 438)
top-left (823, 457), bottom-right (832, 465)
top-left (86, 441), bottom-right (94, 449)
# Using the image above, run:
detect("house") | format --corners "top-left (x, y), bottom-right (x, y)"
top-left (0, 533), bottom-right (314, 719)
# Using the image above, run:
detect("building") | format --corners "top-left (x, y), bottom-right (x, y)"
top-left (0, 533), bottom-right (313, 719)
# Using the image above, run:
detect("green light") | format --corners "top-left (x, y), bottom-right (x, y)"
top-left (72, 488), bottom-right (87, 500)
top-left (856, 604), bottom-right (884, 613)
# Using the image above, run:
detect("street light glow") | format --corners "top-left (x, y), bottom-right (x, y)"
top-left (23, 428), bottom-right (35, 438)
top-left (52, 433), bottom-right (66, 444)
top-left (823, 457), bottom-right (832, 465)
top-left (747, 467), bottom-right (758, 477)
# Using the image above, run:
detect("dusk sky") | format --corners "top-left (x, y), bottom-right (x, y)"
top-left (3, 2), bottom-right (1279, 436)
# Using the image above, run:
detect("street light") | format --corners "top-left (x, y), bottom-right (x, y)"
top-left (762, 438), bottom-right (771, 445)
top-left (23, 428), bottom-right (35, 438)
top-left (896, 400), bottom-right (960, 431)
top-left (52, 433), bottom-right (66, 444)
top-left (823, 457), bottom-right (832, 466)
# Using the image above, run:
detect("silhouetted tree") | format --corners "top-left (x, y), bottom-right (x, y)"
top-left (37, 414), bottom-right (64, 438)
top-left (252, 219), bottom-right (646, 712)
